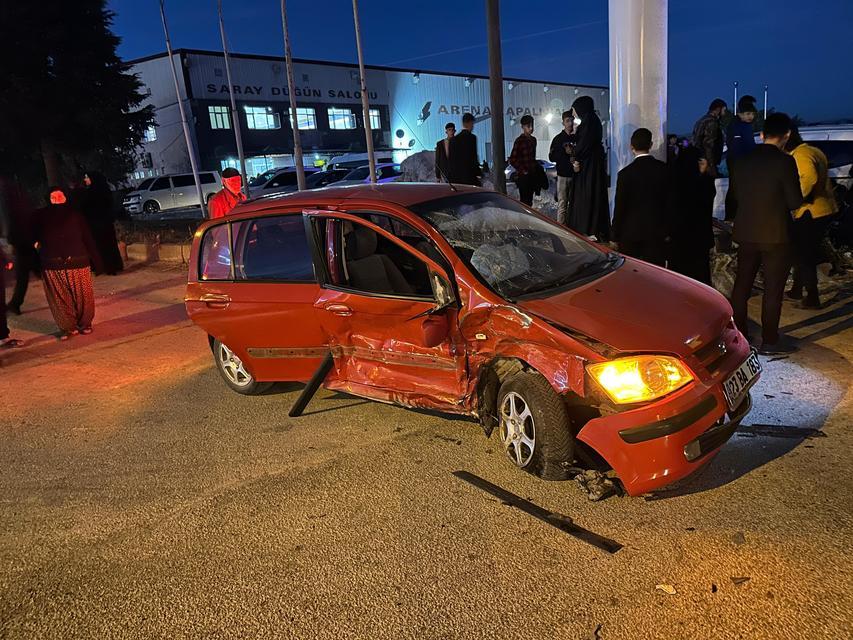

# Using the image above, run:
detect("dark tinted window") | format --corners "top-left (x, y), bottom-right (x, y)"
top-left (379, 166), bottom-right (401, 178)
top-left (233, 215), bottom-right (314, 281)
top-left (172, 175), bottom-right (195, 187)
top-left (137, 178), bottom-right (154, 190)
top-left (267, 172), bottom-right (299, 188)
top-left (808, 141), bottom-right (853, 169)
top-left (150, 177), bottom-right (171, 191)
top-left (200, 173), bottom-right (217, 184)
top-left (199, 224), bottom-right (232, 280)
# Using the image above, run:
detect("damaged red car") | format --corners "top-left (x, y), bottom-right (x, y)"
top-left (185, 183), bottom-right (760, 496)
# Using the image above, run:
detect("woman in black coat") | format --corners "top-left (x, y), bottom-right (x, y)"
top-left (668, 145), bottom-right (716, 285)
top-left (81, 171), bottom-right (123, 275)
top-left (566, 96), bottom-right (611, 241)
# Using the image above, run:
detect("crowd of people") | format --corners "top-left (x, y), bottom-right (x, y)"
top-left (0, 173), bottom-right (124, 347)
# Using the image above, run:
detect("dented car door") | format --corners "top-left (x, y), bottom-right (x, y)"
top-left (304, 210), bottom-right (468, 411)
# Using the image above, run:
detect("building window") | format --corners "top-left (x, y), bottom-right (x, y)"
top-left (143, 126), bottom-right (157, 142)
top-left (328, 107), bottom-right (356, 130)
top-left (289, 107), bottom-right (317, 130)
top-left (244, 106), bottom-right (281, 130)
top-left (209, 105), bottom-right (231, 130)
top-left (369, 109), bottom-right (381, 130)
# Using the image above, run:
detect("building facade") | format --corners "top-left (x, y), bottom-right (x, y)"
top-left (129, 49), bottom-right (609, 182)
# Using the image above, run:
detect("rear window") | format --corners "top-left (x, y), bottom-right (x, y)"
top-left (232, 215), bottom-right (314, 281)
top-left (199, 224), bottom-right (232, 280)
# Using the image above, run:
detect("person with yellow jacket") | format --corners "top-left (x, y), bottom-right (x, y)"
top-left (785, 128), bottom-right (838, 308)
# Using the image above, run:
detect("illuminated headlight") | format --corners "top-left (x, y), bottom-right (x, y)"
top-left (587, 355), bottom-right (694, 404)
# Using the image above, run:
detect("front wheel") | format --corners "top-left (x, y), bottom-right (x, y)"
top-left (213, 339), bottom-right (272, 395)
top-left (142, 200), bottom-right (160, 214)
top-left (497, 371), bottom-right (574, 480)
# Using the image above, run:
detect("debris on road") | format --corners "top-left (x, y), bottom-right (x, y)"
top-left (736, 424), bottom-right (827, 439)
top-left (731, 531), bottom-right (746, 545)
top-left (656, 584), bottom-right (677, 595)
top-left (572, 469), bottom-right (620, 501)
top-left (711, 583), bottom-right (718, 593)
top-left (731, 576), bottom-right (751, 586)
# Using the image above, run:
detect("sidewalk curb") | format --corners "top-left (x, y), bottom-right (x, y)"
top-left (126, 242), bottom-right (191, 263)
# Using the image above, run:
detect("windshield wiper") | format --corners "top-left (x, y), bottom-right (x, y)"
top-left (516, 253), bottom-right (621, 297)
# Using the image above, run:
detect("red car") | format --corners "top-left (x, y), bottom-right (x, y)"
top-left (185, 184), bottom-right (760, 496)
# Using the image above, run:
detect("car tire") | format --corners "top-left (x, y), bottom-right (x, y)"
top-left (213, 338), bottom-right (272, 395)
top-left (142, 200), bottom-right (160, 214)
top-left (497, 371), bottom-right (574, 480)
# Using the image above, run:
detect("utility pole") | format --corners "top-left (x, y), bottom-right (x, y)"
top-left (352, 0), bottom-right (376, 184)
top-left (733, 81), bottom-right (738, 111)
top-left (763, 85), bottom-right (768, 119)
top-left (280, 0), bottom-right (306, 190)
top-left (159, 0), bottom-right (206, 215)
top-left (485, 0), bottom-right (506, 194)
top-left (218, 0), bottom-right (248, 196)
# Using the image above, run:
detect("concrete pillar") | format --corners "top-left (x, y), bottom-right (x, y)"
top-left (608, 0), bottom-right (668, 182)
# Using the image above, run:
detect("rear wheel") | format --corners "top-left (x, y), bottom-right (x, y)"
top-left (142, 200), bottom-right (160, 214)
top-left (498, 371), bottom-right (574, 480)
top-left (213, 339), bottom-right (272, 395)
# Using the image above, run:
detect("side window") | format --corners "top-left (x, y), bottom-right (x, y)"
top-left (172, 175), bottom-right (195, 188)
top-left (267, 173), bottom-right (298, 189)
top-left (337, 218), bottom-right (433, 298)
top-left (200, 173), bottom-right (216, 184)
top-left (199, 224), bottom-right (232, 280)
top-left (150, 177), bottom-right (171, 191)
top-left (233, 215), bottom-right (315, 281)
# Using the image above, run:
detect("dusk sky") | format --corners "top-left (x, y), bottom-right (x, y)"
top-left (110, 0), bottom-right (853, 134)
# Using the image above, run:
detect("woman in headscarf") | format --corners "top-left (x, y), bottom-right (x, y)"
top-left (80, 171), bottom-right (123, 275)
top-left (566, 96), bottom-right (611, 241)
top-left (34, 187), bottom-right (103, 339)
top-left (667, 145), bottom-right (717, 284)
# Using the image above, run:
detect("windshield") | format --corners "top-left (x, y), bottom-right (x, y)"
top-left (410, 192), bottom-right (617, 299)
top-left (136, 178), bottom-right (154, 190)
top-left (344, 167), bottom-right (370, 181)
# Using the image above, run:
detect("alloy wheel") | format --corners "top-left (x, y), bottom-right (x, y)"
top-left (218, 343), bottom-right (252, 387)
top-left (499, 391), bottom-right (536, 468)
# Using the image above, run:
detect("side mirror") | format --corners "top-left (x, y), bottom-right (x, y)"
top-left (430, 271), bottom-right (455, 311)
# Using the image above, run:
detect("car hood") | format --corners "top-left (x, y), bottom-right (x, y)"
top-left (124, 191), bottom-right (142, 199)
top-left (517, 258), bottom-right (730, 356)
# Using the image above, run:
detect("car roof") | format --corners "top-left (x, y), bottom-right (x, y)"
top-left (231, 182), bottom-right (485, 218)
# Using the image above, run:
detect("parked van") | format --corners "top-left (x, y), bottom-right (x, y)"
top-left (123, 172), bottom-right (221, 214)
top-left (327, 152), bottom-right (394, 171)
top-left (185, 183), bottom-right (761, 496)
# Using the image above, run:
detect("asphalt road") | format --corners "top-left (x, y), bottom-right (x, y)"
top-left (1, 262), bottom-right (851, 639)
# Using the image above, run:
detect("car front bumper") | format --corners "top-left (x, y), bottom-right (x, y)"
top-left (123, 201), bottom-right (142, 214)
top-left (576, 382), bottom-right (754, 496)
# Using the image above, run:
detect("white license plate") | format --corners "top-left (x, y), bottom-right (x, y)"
top-left (722, 351), bottom-right (762, 411)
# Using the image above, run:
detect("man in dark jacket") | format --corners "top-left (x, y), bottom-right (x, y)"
top-left (612, 128), bottom-right (669, 265)
top-left (508, 115), bottom-right (538, 205)
top-left (1, 177), bottom-right (36, 315)
top-left (691, 98), bottom-right (727, 177)
top-left (448, 113), bottom-right (481, 185)
top-left (725, 96), bottom-right (757, 176)
top-left (548, 111), bottom-right (575, 223)
top-left (727, 112), bottom-right (803, 354)
top-left (434, 122), bottom-right (455, 182)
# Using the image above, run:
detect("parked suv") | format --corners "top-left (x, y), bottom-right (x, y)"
top-left (123, 172), bottom-right (221, 214)
top-left (185, 183), bottom-right (760, 496)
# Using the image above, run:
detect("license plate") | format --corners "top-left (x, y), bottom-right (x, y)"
top-left (722, 351), bottom-right (761, 411)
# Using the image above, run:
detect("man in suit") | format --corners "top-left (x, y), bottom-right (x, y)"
top-left (434, 122), bottom-right (455, 182)
top-left (612, 128), bottom-right (669, 265)
top-left (727, 112), bottom-right (803, 355)
top-left (449, 113), bottom-right (481, 185)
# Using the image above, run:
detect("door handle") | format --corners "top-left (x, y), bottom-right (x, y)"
top-left (325, 303), bottom-right (353, 317)
top-left (200, 293), bottom-right (231, 308)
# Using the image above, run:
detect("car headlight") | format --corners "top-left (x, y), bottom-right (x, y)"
top-left (587, 355), bottom-right (694, 404)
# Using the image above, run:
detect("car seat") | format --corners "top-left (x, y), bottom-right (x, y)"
top-left (344, 227), bottom-right (414, 295)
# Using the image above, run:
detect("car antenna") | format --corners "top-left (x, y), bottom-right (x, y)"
top-left (392, 105), bottom-right (457, 191)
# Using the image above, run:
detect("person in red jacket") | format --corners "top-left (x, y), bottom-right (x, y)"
top-left (208, 168), bottom-right (246, 219)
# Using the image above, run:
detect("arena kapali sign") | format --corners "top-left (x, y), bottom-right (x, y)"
top-left (205, 84), bottom-right (379, 100)
top-left (436, 104), bottom-right (546, 117)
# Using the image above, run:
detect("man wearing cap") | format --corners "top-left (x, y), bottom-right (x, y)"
top-left (209, 168), bottom-right (246, 219)
top-left (726, 95), bottom-right (758, 176)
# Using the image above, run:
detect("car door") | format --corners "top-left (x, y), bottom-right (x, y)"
top-left (146, 176), bottom-right (172, 211)
top-left (185, 212), bottom-right (329, 383)
top-left (303, 210), bottom-right (467, 410)
top-left (170, 174), bottom-right (196, 209)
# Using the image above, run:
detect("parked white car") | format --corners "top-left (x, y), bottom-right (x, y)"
top-left (123, 172), bottom-right (221, 214)
top-left (712, 125), bottom-right (853, 219)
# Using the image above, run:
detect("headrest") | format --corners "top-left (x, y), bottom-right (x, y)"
top-left (346, 227), bottom-right (378, 260)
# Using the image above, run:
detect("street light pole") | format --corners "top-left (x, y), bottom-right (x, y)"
top-left (159, 0), bottom-right (206, 215)
top-left (352, 0), bottom-right (377, 184)
top-left (218, 0), bottom-right (248, 196)
top-left (485, 0), bottom-right (506, 194)
top-left (280, 0), bottom-right (306, 190)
